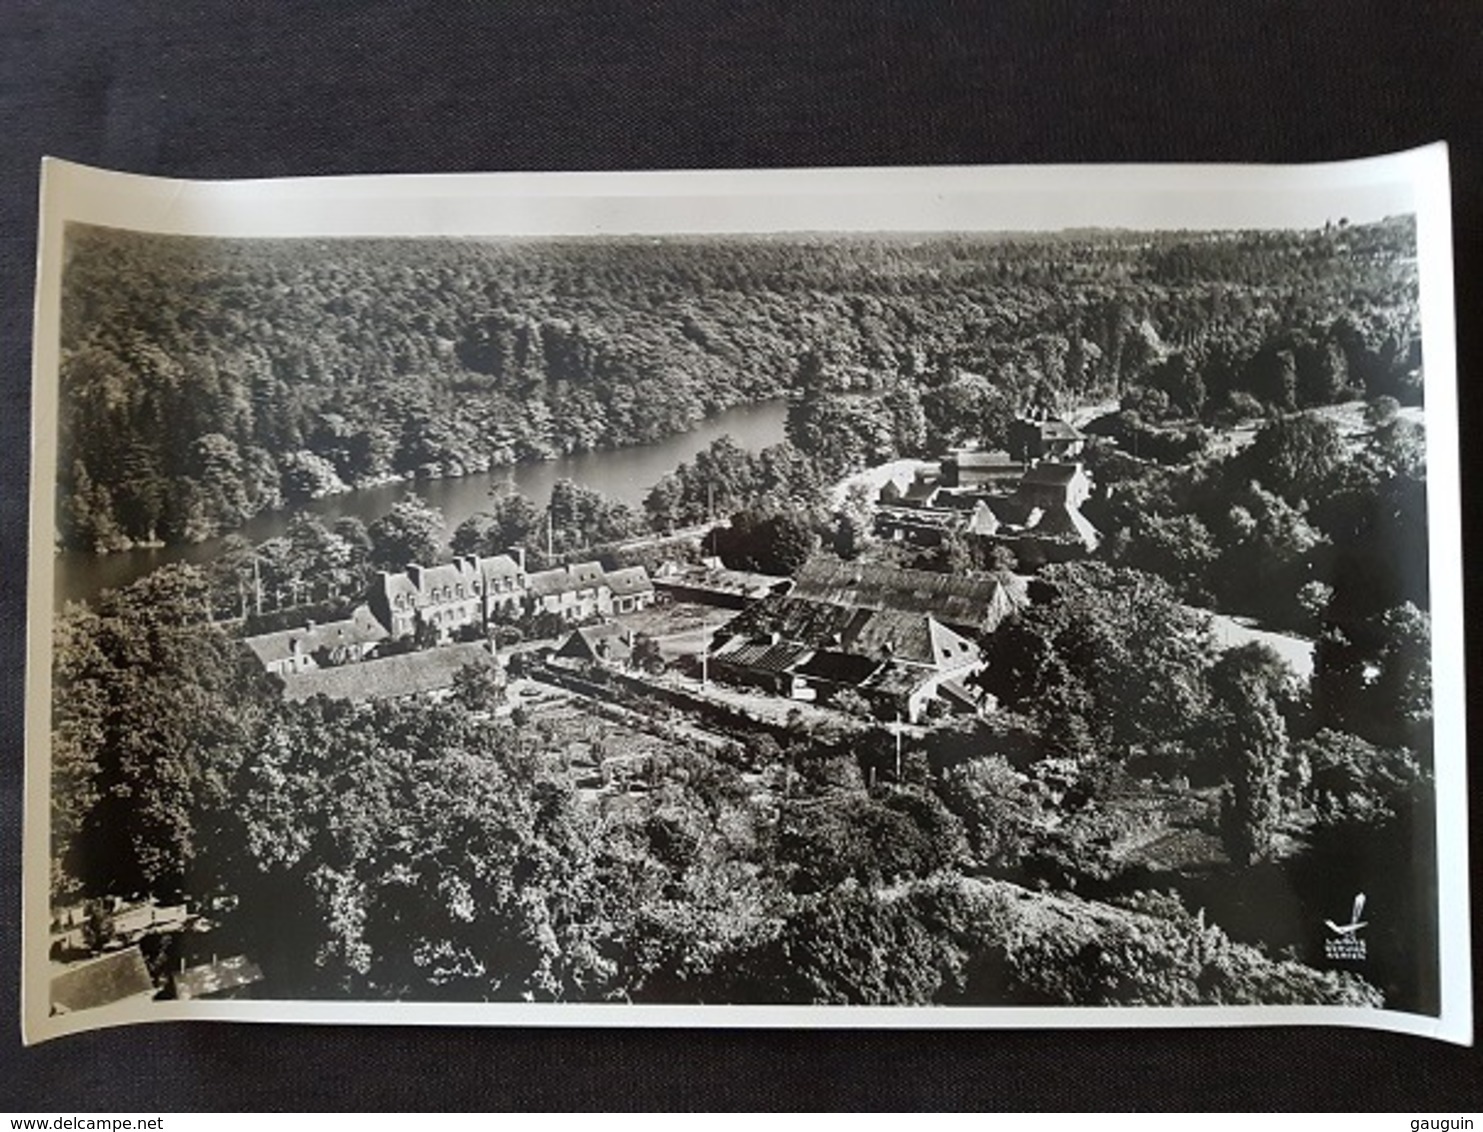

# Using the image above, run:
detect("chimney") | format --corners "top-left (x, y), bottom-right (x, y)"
top-left (407, 564), bottom-right (425, 589)
top-left (508, 546), bottom-right (526, 571)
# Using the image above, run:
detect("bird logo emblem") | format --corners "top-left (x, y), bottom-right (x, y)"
top-left (1325, 893), bottom-right (1368, 937)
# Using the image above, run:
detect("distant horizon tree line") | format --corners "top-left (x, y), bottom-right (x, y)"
top-left (56, 217), bottom-right (1419, 553)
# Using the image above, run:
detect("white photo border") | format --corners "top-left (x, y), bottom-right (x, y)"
top-left (24, 146), bottom-right (1470, 1045)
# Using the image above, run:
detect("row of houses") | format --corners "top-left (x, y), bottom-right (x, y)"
top-left (367, 550), bottom-right (656, 643)
top-left (246, 547), bottom-right (656, 679)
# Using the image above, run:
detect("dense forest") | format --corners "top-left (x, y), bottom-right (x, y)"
top-left (57, 219), bottom-right (1419, 551)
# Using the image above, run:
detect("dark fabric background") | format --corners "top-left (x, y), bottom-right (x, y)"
top-left (2, 0), bottom-right (1481, 1111)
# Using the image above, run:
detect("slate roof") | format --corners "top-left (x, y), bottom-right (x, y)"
top-left (1020, 462), bottom-right (1084, 489)
top-left (282, 642), bottom-right (497, 702)
top-left (951, 449), bottom-right (1020, 469)
top-left (605, 566), bottom-right (653, 597)
top-left (244, 605), bottom-right (389, 666)
top-left (653, 566), bottom-right (789, 600)
top-left (928, 618), bottom-right (981, 668)
top-left (1026, 507), bottom-right (1109, 554)
top-left (712, 638), bottom-right (813, 675)
top-left (375, 554), bottom-right (521, 608)
top-left (528, 561), bottom-right (607, 598)
top-left (1030, 504), bottom-right (1101, 549)
top-left (901, 478), bottom-right (941, 505)
top-left (374, 570), bottom-right (419, 605)
top-left (843, 609), bottom-right (979, 669)
top-left (719, 596), bottom-right (978, 673)
top-left (523, 568), bottom-right (566, 597)
top-left (50, 947), bottom-right (155, 1013)
top-left (878, 479), bottom-right (906, 503)
top-left (942, 450), bottom-right (1027, 490)
top-left (719, 594), bottom-right (858, 648)
top-left (790, 557), bottom-right (1028, 634)
top-left (478, 553), bottom-right (523, 581)
top-left (795, 649), bottom-right (882, 686)
top-left (557, 622), bottom-right (634, 663)
top-left (569, 560), bottom-right (605, 586)
top-left (409, 559), bottom-right (479, 593)
top-left (841, 607), bottom-right (934, 664)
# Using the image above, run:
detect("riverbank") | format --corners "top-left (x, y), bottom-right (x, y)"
top-left (53, 399), bottom-right (790, 608)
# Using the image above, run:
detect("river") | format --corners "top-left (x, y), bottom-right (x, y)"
top-left (54, 398), bottom-right (789, 608)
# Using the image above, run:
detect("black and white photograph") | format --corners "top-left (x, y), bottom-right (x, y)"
top-left (22, 150), bottom-right (1468, 1044)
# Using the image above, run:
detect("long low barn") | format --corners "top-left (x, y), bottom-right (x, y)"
top-left (280, 641), bottom-right (500, 703)
top-left (787, 557), bottom-right (1028, 637)
top-left (243, 605), bottom-right (390, 677)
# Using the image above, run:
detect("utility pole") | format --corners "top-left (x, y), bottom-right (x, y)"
top-left (895, 712), bottom-right (903, 779)
top-left (700, 618), bottom-right (710, 688)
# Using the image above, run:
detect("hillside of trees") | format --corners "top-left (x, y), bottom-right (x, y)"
top-left (57, 219), bottom-right (1419, 551)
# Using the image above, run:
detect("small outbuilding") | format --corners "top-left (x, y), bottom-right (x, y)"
top-left (50, 946), bottom-right (155, 1014)
top-left (166, 955), bottom-right (264, 1001)
top-left (555, 622), bottom-right (636, 667)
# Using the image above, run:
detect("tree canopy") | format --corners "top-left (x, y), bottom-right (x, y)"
top-left (58, 218), bottom-right (1419, 551)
